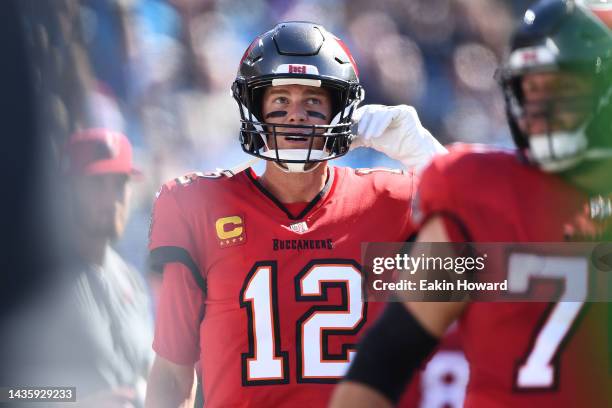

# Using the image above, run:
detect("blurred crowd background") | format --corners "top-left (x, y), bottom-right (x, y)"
top-left (20, 0), bottom-right (537, 284)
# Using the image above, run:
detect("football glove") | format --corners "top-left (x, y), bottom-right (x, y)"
top-left (351, 104), bottom-right (447, 171)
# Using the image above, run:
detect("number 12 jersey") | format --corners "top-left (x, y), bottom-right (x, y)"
top-left (149, 166), bottom-right (416, 407)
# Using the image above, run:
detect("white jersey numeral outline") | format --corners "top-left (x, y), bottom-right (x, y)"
top-left (295, 262), bottom-right (365, 382)
top-left (240, 263), bottom-right (289, 384)
top-left (507, 254), bottom-right (588, 390)
top-left (240, 260), bottom-right (365, 385)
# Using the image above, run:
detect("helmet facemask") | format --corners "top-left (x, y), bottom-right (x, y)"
top-left (504, 68), bottom-right (600, 172)
top-left (234, 78), bottom-right (363, 173)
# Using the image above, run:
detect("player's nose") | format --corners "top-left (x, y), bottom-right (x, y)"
top-left (286, 103), bottom-right (308, 123)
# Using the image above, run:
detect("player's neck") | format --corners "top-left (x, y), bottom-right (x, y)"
top-left (260, 162), bottom-right (329, 203)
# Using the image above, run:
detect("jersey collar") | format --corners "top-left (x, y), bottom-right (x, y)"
top-left (245, 166), bottom-right (335, 220)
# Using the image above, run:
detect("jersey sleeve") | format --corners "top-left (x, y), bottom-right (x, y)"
top-left (148, 182), bottom-right (206, 292)
top-left (416, 153), bottom-right (472, 242)
top-left (152, 262), bottom-right (204, 365)
top-left (397, 170), bottom-right (419, 240)
top-left (353, 167), bottom-right (419, 241)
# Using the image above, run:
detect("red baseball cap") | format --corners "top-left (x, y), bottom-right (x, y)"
top-left (62, 128), bottom-right (142, 177)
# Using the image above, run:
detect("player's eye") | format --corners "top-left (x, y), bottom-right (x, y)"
top-left (273, 96), bottom-right (289, 104)
top-left (306, 97), bottom-right (321, 105)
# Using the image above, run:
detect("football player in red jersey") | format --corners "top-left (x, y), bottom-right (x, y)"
top-left (332, 1), bottom-right (612, 407)
top-left (144, 22), bottom-right (445, 408)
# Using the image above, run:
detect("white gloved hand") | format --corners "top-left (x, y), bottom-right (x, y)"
top-left (351, 104), bottom-right (447, 171)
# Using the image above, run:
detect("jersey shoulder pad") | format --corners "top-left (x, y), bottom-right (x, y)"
top-left (415, 144), bottom-right (520, 226)
top-left (428, 143), bottom-right (519, 180)
top-left (162, 168), bottom-right (242, 193)
top-left (353, 167), bottom-right (405, 176)
top-left (173, 169), bottom-right (233, 186)
top-left (351, 167), bottom-right (415, 193)
top-left (154, 171), bottom-right (231, 213)
top-left (340, 166), bottom-right (415, 203)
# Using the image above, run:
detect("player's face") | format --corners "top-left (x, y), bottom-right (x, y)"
top-left (519, 71), bottom-right (593, 136)
top-left (261, 84), bottom-right (332, 151)
top-left (72, 173), bottom-right (131, 240)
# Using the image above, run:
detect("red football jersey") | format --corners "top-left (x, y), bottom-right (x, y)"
top-left (417, 144), bottom-right (612, 408)
top-left (149, 166), bottom-right (417, 407)
top-left (399, 325), bottom-right (469, 408)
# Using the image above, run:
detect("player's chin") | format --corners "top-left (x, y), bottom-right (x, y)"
top-left (277, 141), bottom-right (310, 150)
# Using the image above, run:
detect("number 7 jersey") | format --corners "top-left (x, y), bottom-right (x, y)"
top-left (417, 145), bottom-right (612, 408)
top-left (148, 166), bottom-right (417, 407)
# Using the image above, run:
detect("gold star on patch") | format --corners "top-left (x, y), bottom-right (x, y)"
top-left (239, 236), bottom-right (244, 241)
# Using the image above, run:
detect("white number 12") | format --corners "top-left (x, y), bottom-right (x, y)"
top-left (240, 260), bottom-right (364, 385)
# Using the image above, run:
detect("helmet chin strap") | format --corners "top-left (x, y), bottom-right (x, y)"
top-left (272, 161), bottom-right (323, 173)
top-left (261, 149), bottom-right (327, 173)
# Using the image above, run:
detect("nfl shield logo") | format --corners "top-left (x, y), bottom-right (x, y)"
top-left (289, 221), bottom-right (309, 234)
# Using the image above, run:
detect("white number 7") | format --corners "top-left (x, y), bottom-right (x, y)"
top-left (507, 254), bottom-right (588, 389)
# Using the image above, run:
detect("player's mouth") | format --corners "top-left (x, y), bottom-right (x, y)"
top-left (284, 136), bottom-right (309, 142)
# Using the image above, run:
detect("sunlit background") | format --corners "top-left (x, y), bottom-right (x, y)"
top-left (20, 0), bottom-right (537, 281)
top-left (4, 2), bottom-right (611, 405)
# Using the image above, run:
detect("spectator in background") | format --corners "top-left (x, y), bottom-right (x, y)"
top-left (5, 129), bottom-right (153, 408)
top-left (61, 128), bottom-right (153, 407)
